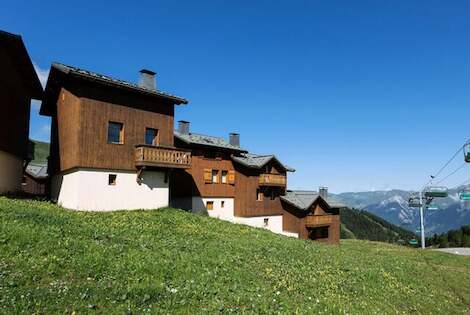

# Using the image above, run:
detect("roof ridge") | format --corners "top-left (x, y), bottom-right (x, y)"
top-left (51, 62), bottom-right (188, 104)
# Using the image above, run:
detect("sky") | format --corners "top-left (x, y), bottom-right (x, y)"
top-left (2, 0), bottom-right (469, 193)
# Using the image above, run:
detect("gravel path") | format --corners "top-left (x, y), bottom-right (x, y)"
top-left (434, 248), bottom-right (470, 256)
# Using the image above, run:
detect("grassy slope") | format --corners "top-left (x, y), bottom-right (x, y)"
top-left (31, 140), bottom-right (49, 164)
top-left (0, 198), bottom-right (469, 314)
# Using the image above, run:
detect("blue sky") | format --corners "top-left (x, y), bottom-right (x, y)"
top-left (2, 0), bottom-right (469, 192)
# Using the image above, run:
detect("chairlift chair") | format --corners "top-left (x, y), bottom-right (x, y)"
top-left (424, 186), bottom-right (448, 198)
top-left (427, 203), bottom-right (439, 211)
top-left (460, 187), bottom-right (470, 201)
top-left (464, 140), bottom-right (470, 163)
top-left (408, 197), bottom-right (422, 208)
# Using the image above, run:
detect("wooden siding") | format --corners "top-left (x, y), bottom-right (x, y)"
top-left (281, 200), bottom-right (340, 245)
top-left (0, 48), bottom-right (32, 159)
top-left (233, 161), bottom-right (286, 217)
top-left (21, 174), bottom-right (46, 196)
top-left (175, 150), bottom-right (236, 198)
top-left (49, 81), bottom-right (177, 175)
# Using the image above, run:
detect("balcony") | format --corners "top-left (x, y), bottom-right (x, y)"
top-left (305, 215), bottom-right (333, 227)
top-left (135, 145), bottom-right (191, 169)
top-left (259, 173), bottom-right (287, 186)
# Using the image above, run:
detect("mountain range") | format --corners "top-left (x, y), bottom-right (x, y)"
top-left (333, 189), bottom-right (470, 236)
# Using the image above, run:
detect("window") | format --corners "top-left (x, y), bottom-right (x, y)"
top-left (212, 170), bottom-right (219, 183)
top-left (221, 201), bottom-right (225, 208)
top-left (108, 174), bottom-right (117, 185)
top-left (263, 218), bottom-right (269, 227)
top-left (221, 170), bottom-right (228, 184)
top-left (108, 122), bottom-right (124, 144)
top-left (309, 226), bottom-right (329, 240)
top-left (206, 201), bottom-right (214, 211)
top-left (256, 189), bottom-right (263, 201)
top-left (145, 128), bottom-right (158, 146)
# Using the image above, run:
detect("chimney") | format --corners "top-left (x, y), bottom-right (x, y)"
top-left (319, 187), bottom-right (328, 199)
top-left (139, 69), bottom-right (156, 90)
top-left (178, 120), bottom-right (190, 135)
top-left (229, 133), bottom-right (240, 147)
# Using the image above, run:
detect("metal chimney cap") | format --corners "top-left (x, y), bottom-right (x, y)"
top-left (139, 69), bottom-right (156, 75)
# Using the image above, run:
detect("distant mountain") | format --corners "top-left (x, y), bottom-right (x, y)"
top-left (334, 189), bottom-right (470, 236)
top-left (340, 207), bottom-right (416, 244)
top-left (31, 140), bottom-right (49, 164)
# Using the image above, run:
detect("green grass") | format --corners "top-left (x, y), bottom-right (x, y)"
top-left (31, 140), bottom-right (49, 164)
top-left (0, 197), bottom-right (469, 314)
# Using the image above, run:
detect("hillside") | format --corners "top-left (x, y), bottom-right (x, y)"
top-left (333, 190), bottom-right (470, 235)
top-left (31, 140), bottom-right (49, 164)
top-left (340, 208), bottom-right (417, 244)
top-left (1, 198), bottom-right (469, 314)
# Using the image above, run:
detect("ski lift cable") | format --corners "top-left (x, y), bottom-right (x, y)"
top-left (450, 177), bottom-right (470, 190)
top-left (419, 143), bottom-right (465, 192)
top-left (435, 162), bottom-right (467, 185)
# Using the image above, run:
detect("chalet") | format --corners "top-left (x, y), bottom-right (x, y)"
top-left (22, 163), bottom-right (48, 196)
top-left (170, 121), bottom-right (343, 241)
top-left (0, 30), bottom-right (43, 193)
top-left (280, 188), bottom-right (343, 244)
top-left (171, 121), bottom-right (296, 235)
top-left (40, 63), bottom-right (190, 210)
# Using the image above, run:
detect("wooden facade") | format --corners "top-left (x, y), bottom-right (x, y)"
top-left (233, 161), bottom-right (287, 217)
top-left (41, 65), bottom-right (189, 178)
top-left (281, 198), bottom-right (340, 245)
top-left (172, 134), bottom-right (289, 217)
top-left (171, 146), bottom-right (237, 200)
top-left (0, 30), bottom-right (42, 160)
top-left (21, 173), bottom-right (47, 196)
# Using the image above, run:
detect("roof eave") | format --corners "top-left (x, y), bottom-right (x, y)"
top-left (51, 62), bottom-right (188, 105)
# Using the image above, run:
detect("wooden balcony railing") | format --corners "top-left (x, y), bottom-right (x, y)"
top-left (305, 215), bottom-right (333, 227)
top-left (259, 173), bottom-right (287, 186)
top-left (135, 145), bottom-right (191, 169)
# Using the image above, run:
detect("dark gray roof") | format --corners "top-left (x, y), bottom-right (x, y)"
top-left (51, 62), bottom-right (188, 105)
top-left (281, 190), bottom-right (345, 210)
top-left (174, 131), bottom-right (247, 152)
top-left (231, 153), bottom-right (295, 172)
top-left (25, 163), bottom-right (48, 179)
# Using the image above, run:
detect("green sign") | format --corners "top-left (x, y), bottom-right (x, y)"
top-left (460, 193), bottom-right (470, 201)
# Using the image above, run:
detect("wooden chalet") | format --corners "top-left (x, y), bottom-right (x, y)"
top-left (40, 63), bottom-right (190, 210)
top-left (22, 163), bottom-right (48, 196)
top-left (0, 30), bottom-right (43, 193)
top-left (280, 188), bottom-right (343, 244)
top-left (170, 121), bottom-right (343, 243)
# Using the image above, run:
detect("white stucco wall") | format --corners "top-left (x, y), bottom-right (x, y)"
top-left (191, 196), bottom-right (298, 238)
top-left (51, 168), bottom-right (169, 211)
top-left (0, 150), bottom-right (23, 194)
